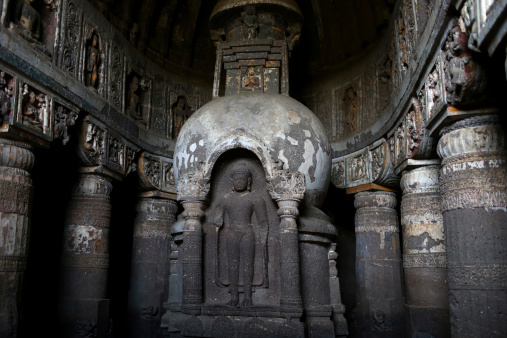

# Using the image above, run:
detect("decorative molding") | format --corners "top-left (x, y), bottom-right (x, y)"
top-left (266, 168), bottom-right (305, 200)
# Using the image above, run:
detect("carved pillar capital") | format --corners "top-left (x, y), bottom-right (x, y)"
top-left (177, 169), bottom-right (210, 201)
top-left (267, 169), bottom-right (305, 201)
top-left (436, 113), bottom-right (506, 336)
top-left (354, 191), bottom-right (397, 210)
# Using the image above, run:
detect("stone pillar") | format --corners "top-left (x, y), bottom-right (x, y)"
top-left (127, 196), bottom-right (178, 338)
top-left (400, 165), bottom-right (450, 337)
top-left (180, 200), bottom-right (205, 315)
top-left (437, 115), bottom-right (506, 336)
top-left (59, 172), bottom-right (113, 337)
top-left (299, 207), bottom-right (347, 337)
top-left (276, 198), bottom-right (303, 317)
top-left (354, 191), bottom-right (405, 336)
top-left (0, 139), bottom-right (34, 338)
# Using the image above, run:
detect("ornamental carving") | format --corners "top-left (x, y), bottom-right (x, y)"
top-left (53, 104), bottom-right (78, 145)
top-left (266, 168), bottom-right (305, 200)
top-left (9, 0), bottom-right (52, 56)
top-left (126, 71), bottom-right (150, 126)
top-left (442, 20), bottom-right (488, 107)
top-left (82, 121), bottom-right (105, 163)
top-left (331, 139), bottom-right (398, 189)
top-left (396, 0), bottom-right (417, 76)
top-left (177, 167), bottom-right (210, 199)
top-left (0, 71), bottom-right (15, 125)
top-left (19, 83), bottom-right (47, 132)
top-left (61, 1), bottom-right (81, 77)
top-left (331, 160), bottom-right (345, 189)
top-left (138, 152), bottom-right (176, 193)
top-left (84, 30), bottom-right (102, 90)
top-left (108, 135), bottom-right (124, 168)
top-left (346, 150), bottom-right (369, 187)
top-left (108, 42), bottom-right (123, 110)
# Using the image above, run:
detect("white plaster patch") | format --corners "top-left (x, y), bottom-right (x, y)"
top-left (298, 139), bottom-right (315, 181)
top-left (287, 136), bottom-right (298, 145)
top-left (190, 155), bottom-right (194, 163)
top-left (304, 130), bottom-right (311, 137)
top-left (199, 139), bottom-right (204, 146)
top-left (177, 149), bottom-right (191, 170)
top-left (189, 143), bottom-right (197, 152)
top-left (278, 150), bottom-right (289, 169)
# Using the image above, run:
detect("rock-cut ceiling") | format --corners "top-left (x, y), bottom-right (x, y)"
top-left (88, 0), bottom-right (395, 84)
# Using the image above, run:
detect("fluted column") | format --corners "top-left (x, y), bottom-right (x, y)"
top-left (127, 196), bottom-right (178, 338)
top-left (354, 191), bottom-right (405, 336)
top-left (0, 139), bottom-right (35, 338)
top-left (180, 200), bottom-right (205, 315)
top-left (400, 165), bottom-right (450, 337)
top-left (437, 115), bottom-right (506, 336)
top-left (59, 172), bottom-right (113, 337)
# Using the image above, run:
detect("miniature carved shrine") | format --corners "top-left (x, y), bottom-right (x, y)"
top-left (0, 0), bottom-right (506, 337)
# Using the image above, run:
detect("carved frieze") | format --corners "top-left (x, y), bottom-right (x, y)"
top-left (109, 42), bottom-right (123, 109)
top-left (138, 152), bottom-right (176, 194)
top-left (346, 149), bottom-right (370, 187)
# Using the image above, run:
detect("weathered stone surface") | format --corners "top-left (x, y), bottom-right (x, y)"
top-left (400, 165), bottom-right (450, 337)
top-left (59, 172), bottom-right (113, 337)
top-left (0, 139), bottom-right (34, 338)
top-left (353, 191), bottom-right (405, 336)
top-left (127, 197), bottom-right (178, 338)
top-left (438, 115), bottom-right (507, 336)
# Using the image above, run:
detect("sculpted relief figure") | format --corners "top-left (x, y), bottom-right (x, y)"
top-left (85, 33), bottom-right (100, 89)
top-left (173, 96), bottom-right (191, 139)
top-left (22, 85), bottom-right (44, 130)
top-left (242, 6), bottom-right (258, 40)
top-left (213, 163), bottom-right (268, 307)
top-left (127, 76), bottom-right (144, 123)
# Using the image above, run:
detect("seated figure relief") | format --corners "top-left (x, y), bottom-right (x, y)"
top-left (212, 162), bottom-right (269, 307)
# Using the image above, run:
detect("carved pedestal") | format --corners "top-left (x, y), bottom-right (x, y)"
top-left (0, 139), bottom-right (34, 338)
top-left (127, 197), bottom-right (178, 338)
top-left (437, 115), bottom-right (507, 336)
top-left (299, 207), bottom-right (347, 337)
top-left (400, 166), bottom-right (450, 337)
top-left (59, 172), bottom-right (113, 337)
top-left (353, 191), bottom-right (405, 336)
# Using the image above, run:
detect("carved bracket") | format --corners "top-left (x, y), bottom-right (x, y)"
top-left (138, 152), bottom-right (176, 194)
top-left (331, 138), bottom-right (399, 189)
top-left (77, 116), bottom-right (138, 178)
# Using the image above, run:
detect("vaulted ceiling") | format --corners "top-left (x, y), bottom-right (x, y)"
top-left (88, 0), bottom-right (395, 81)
